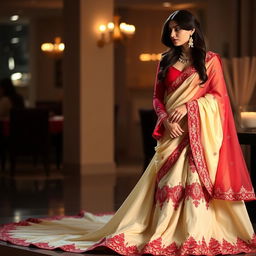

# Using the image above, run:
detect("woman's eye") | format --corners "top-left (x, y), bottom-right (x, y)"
top-left (169, 27), bottom-right (180, 33)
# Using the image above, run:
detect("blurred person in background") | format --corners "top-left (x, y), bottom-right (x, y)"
top-left (0, 78), bottom-right (25, 119)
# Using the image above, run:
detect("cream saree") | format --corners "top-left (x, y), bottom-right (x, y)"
top-left (1, 51), bottom-right (256, 255)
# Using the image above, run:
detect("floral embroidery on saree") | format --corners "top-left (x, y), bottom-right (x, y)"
top-left (0, 219), bottom-right (84, 252)
top-left (2, 219), bottom-right (256, 255)
top-left (186, 182), bottom-right (210, 208)
top-left (213, 186), bottom-right (256, 201)
top-left (186, 100), bottom-right (213, 196)
top-left (102, 233), bottom-right (256, 256)
top-left (155, 182), bottom-right (210, 210)
top-left (155, 184), bottom-right (185, 210)
top-left (187, 97), bottom-right (256, 201)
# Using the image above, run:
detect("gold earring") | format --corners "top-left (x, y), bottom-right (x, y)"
top-left (188, 35), bottom-right (194, 48)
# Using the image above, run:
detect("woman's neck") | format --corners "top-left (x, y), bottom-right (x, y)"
top-left (181, 45), bottom-right (191, 58)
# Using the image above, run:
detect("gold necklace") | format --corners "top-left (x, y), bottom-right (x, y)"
top-left (178, 52), bottom-right (191, 64)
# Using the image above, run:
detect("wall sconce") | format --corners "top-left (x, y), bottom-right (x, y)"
top-left (41, 37), bottom-right (65, 58)
top-left (139, 53), bottom-right (162, 62)
top-left (97, 16), bottom-right (135, 47)
top-left (41, 37), bottom-right (64, 87)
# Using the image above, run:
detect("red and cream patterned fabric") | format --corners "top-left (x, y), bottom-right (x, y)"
top-left (1, 51), bottom-right (256, 255)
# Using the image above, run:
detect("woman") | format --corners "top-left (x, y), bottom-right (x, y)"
top-left (1, 10), bottom-right (256, 255)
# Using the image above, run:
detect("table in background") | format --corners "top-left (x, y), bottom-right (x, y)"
top-left (237, 129), bottom-right (256, 223)
top-left (1, 116), bottom-right (63, 137)
top-left (237, 129), bottom-right (256, 181)
top-left (0, 116), bottom-right (63, 171)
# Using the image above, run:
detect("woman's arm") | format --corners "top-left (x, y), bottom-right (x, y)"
top-left (152, 63), bottom-right (184, 139)
top-left (152, 63), bottom-right (168, 121)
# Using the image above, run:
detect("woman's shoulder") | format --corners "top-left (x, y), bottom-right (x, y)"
top-left (205, 51), bottom-right (221, 62)
top-left (205, 51), bottom-right (222, 62)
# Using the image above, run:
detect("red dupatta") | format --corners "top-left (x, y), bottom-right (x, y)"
top-left (153, 51), bottom-right (256, 201)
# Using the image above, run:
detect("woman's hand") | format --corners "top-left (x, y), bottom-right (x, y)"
top-left (168, 104), bottom-right (187, 123)
top-left (163, 119), bottom-right (184, 139)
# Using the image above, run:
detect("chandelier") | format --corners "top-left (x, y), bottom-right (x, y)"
top-left (41, 37), bottom-right (65, 58)
top-left (97, 16), bottom-right (135, 47)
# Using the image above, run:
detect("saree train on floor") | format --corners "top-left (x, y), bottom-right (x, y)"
top-left (1, 51), bottom-right (256, 256)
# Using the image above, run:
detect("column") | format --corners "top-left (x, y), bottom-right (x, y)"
top-left (63, 0), bottom-right (115, 175)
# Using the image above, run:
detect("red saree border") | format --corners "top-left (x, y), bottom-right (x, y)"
top-left (186, 98), bottom-right (256, 201)
top-left (213, 186), bottom-right (256, 201)
top-left (0, 211), bottom-right (114, 253)
top-left (156, 136), bottom-right (189, 185)
top-left (166, 66), bottom-right (196, 94)
top-left (99, 232), bottom-right (256, 256)
top-left (2, 219), bottom-right (256, 255)
top-left (0, 221), bottom-right (84, 252)
top-left (166, 51), bottom-right (217, 95)
top-left (186, 100), bottom-right (213, 196)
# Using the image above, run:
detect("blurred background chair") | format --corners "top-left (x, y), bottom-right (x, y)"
top-left (139, 109), bottom-right (157, 170)
top-left (36, 101), bottom-right (62, 116)
top-left (9, 108), bottom-right (50, 176)
top-left (0, 121), bottom-right (8, 171)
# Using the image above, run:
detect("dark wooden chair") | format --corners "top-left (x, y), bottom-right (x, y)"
top-left (139, 109), bottom-right (157, 170)
top-left (0, 121), bottom-right (8, 171)
top-left (9, 108), bottom-right (50, 176)
top-left (36, 101), bottom-right (62, 116)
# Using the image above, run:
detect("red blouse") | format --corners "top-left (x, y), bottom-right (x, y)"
top-left (152, 65), bottom-right (182, 139)
top-left (165, 66), bottom-right (182, 84)
top-left (152, 64), bottom-right (182, 139)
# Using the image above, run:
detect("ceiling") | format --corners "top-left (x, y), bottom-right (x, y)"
top-left (116, 0), bottom-right (205, 10)
top-left (0, 0), bottom-right (205, 18)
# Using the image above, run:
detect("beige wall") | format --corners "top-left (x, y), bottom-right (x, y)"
top-left (80, 0), bottom-right (114, 167)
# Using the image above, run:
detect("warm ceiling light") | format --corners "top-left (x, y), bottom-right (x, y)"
top-left (107, 22), bottom-right (114, 31)
top-left (139, 53), bottom-right (162, 62)
top-left (163, 2), bottom-right (172, 8)
top-left (41, 37), bottom-right (65, 58)
top-left (10, 15), bottom-right (19, 21)
top-left (97, 16), bottom-right (135, 47)
top-left (99, 24), bottom-right (107, 32)
top-left (140, 54), bottom-right (151, 62)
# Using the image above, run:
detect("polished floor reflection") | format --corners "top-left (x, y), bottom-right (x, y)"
top-left (0, 164), bottom-right (256, 256)
top-left (0, 164), bottom-right (142, 225)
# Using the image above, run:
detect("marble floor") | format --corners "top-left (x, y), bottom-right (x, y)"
top-left (0, 164), bottom-right (143, 255)
top-left (0, 163), bottom-right (256, 256)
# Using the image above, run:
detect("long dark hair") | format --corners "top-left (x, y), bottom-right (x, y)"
top-left (158, 10), bottom-right (207, 84)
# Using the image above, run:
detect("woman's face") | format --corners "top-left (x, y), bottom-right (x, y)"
top-left (169, 21), bottom-right (195, 47)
